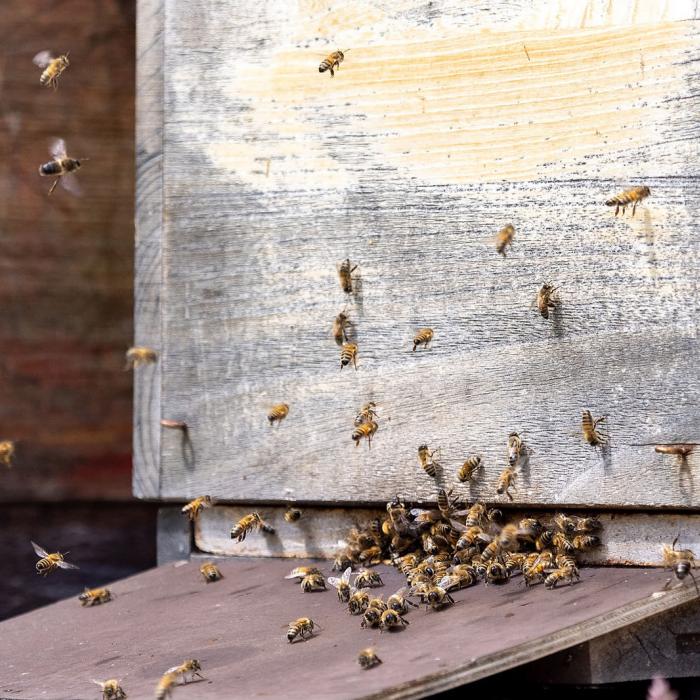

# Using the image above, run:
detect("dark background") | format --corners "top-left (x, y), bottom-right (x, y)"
top-left (0, 0), bottom-right (157, 621)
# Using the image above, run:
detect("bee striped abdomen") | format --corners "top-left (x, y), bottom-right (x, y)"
top-left (412, 328), bottom-right (434, 351)
top-left (605, 185), bottom-right (650, 216)
top-left (340, 342), bottom-right (358, 370)
top-left (39, 161), bottom-right (62, 176)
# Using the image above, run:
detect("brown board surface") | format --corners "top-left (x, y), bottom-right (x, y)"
top-left (0, 558), bottom-right (697, 700)
top-left (135, 1), bottom-right (700, 506)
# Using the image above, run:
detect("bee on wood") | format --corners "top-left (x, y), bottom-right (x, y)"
top-left (412, 328), bottom-right (434, 352)
top-left (496, 467), bottom-right (516, 501)
top-left (536, 283), bottom-right (559, 319)
top-left (337, 258), bottom-right (358, 293)
top-left (155, 671), bottom-right (177, 700)
top-left (284, 506), bottom-right (302, 523)
top-left (523, 551), bottom-right (554, 586)
top-left (358, 648), bottom-right (382, 669)
top-left (496, 224), bottom-right (515, 257)
top-left (423, 585), bottom-right (455, 610)
top-left (544, 565), bottom-right (579, 589)
top-left (300, 572), bottom-right (327, 592)
top-left (328, 566), bottom-right (353, 603)
top-left (553, 513), bottom-right (577, 534)
top-left (78, 587), bottom-right (112, 607)
top-left (0, 440), bottom-right (15, 467)
top-left (340, 342), bottom-right (358, 370)
top-left (181, 495), bottom-right (213, 521)
top-left (168, 659), bottom-right (204, 683)
top-left (33, 50), bottom-right (70, 89)
top-left (380, 608), bottom-right (409, 630)
top-left (662, 535), bottom-right (698, 592)
top-left (485, 560), bottom-right (510, 584)
top-left (319, 50), bottom-right (346, 77)
top-left (354, 401), bottom-right (378, 426)
top-left (355, 568), bottom-right (383, 588)
top-left (352, 420), bottom-right (378, 448)
top-left (503, 552), bottom-right (527, 576)
top-left (92, 679), bottom-right (126, 700)
top-left (200, 562), bottom-right (223, 583)
top-left (387, 587), bottom-right (418, 615)
top-left (39, 138), bottom-right (84, 195)
top-left (581, 410), bottom-right (608, 447)
top-left (552, 532), bottom-right (575, 554)
top-left (230, 512), bottom-right (274, 542)
top-left (31, 541), bottom-right (79, 576)
top-left (332, 551), bottom-right (353, 572)
top-left (458, 455), bottom-right (482, 483)
top-left (332, 310), bottom-right (352, 345)
top-left (361, 605), bottom-right (383, 628)
top-left (507, 432), bottom-right (523, 466)
top-left (437, 569), bottom-right (476, 592)
top-left (348, 588), bottom-right (370, 615)
top-left (125, 346), bottom-right (157, 370)
top-left (418, 444), bottom-right (441, 478)
top-left (572, 535), bottom-right (600, 551)
top-left (268, 403), bottom-right (289, 426)
top-left (287, 617), bottom-right (317, 642)
top-left (285, 566), bottom-right (321, 581)
top-left (605, 185), bottom-right (650, 217)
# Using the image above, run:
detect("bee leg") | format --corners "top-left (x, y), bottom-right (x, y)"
top-left (48, 178), bottom-right (60, 195)
top-left (614, 204), bottom-right (620, 216)
top-left (632, 201), bottom-right (637, 217)
top-left (329, 66), bottom-right (335, 77)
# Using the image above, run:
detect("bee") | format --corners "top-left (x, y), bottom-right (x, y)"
top-left (358, 648), bottom-right (382, 669)
top-left (605, 185), bottom-right (650, 216)
top-left (581, 410), bottom-right (608, 447)
top-left (284, 506), bottom-right (302, 523)
top-left (31, 541), bottom-right (79, 576)
top-left (200, 562), bottom-right (223, 583)
top-left (507, 432), bottom-right (523, 466)
top-left (287, 617), bottom-right (317, 643)
top-left (536, 283), bottom-right (559, 319)
top-left (496, 467), bottom-right (516, 501)
top-left (181, 496), bottom-right (213, 521)
top-left (458, 455), bottom-right (482, 483)
top-left (437, 488), bottom-right (458, 517)
top-left (301, 572), bottom-right (326, 592)
top-left (486, 560), bottom-right (509, 584)
top-left (662, 536), bottom-right (698, 591)
top-left (424, 585), bottom-right (455, 610)
top-left (393, 552), bottom-right (421, 576)
top-left (0, 440), bottom-right (15, 467)
top-left (354, 401), bottom-right (378, 426)
top-left (437, 570), bottom-right (475, 592)
top-left (555, 554), bottom-right (578, 572)
top-left (125, 346), bottom-right (157, 370)
top-left (572, 535), bottom-right (600, 551)
top-left (361, 605), bottom-right (383, 628)
top-left (328, 566), bottom-right (353, 603)
top-left (380, 608), bottom-right (409, 630)
top-left (412, 328), bottom-right (434, 352)
top-left (39, 138), bottom-right (84, 196)
top-left (78, 587), bottom-right (112, 606)
top-left (552, 532), bottom-right (575, 554)
top-left (480, 539), bottom-right (501, 562)
top-left (471, 559), bottom-right (487, 579)
top-left (523, 551), bottom-right (554, 586)
top-left (655, 444), bottom-right (696, 465)
top-left (418, 444), bottom-right (441, 478)
top-left (496, 524), bottom-right (520, 551)
top-left (285, 566), bottom-right (321, 580)
top-left (230, 512), bottom-right (274, 541)
top-left (535, 529), bottom-right (555, 551)
top-left (352, 420), bottom-right (378, 448)
top-left (359, 545), bottom-right (382, 564)
top-left (517, 518), bottom-right (543, 540)
top-left (575, 516), bottom-right (602, 533)
top-left (503, 552), bottom-right (527, 576)
top-left (465, 503), bottom-right (486, 528)
top-left (155, 672), bottom-right (177, 700)
top-left (544, 566), bottom-right (580, 589)
top-left (387, 587), bottom-right (418, 615)
top-left (332, 551), bottom-right (353, 572)
top-left (92, 679), bottom-right (126, 700)
top-left (268, 403), bottom-right (290, 425)
top-left (160, 419), bottom-right (187, 430)
top-left (340, 342), bottom-right (358, 370)
top-left (332, 310), bottom-right (352, 345)
top-left (496, 224), bottom-right (515, 257)
top-left (33, 51), bottom-right (70, 89)
top-left (355, 568), bottom-right (383, 588)
top-left (168, 660), bottom-right (204, 683)
top-left (319, 50), bottom-right (346, 77)
top-left (348, 588), bottom-right (370, 615)
top-left (553, 513), bottom-right (577, 534)
top-left (337, 258), bottom-right (358, 293)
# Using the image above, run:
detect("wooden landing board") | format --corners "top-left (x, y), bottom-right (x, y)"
top-left (135, 0), bottom-right (700, 507)
top-left (0, 559), bottom-right (696, 700)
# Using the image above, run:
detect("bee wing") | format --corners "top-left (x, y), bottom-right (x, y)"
top-left (33, 50), bottom-right (53, 68)
top-left (341, 566), bottom-right (352, 584)
top-left (60, 172), bottom-right (83, 197)
top-left (49, 138), bottom-right (67, 158)
top-left (31, 541), bottom-right (49, 557)
top-left (165, 665), bottom-right (181, 674)
top-left (57, 559), bottom-right (80, 570)
top-left (327, 577), bottom-right (343, 589)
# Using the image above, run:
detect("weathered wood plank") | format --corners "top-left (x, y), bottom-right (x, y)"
top-left (143, 1), bottom-right (700, 506)
top-left (193, 505), bottom-right (700, 567)
top-left (133, 0), bottom-right (164, 498)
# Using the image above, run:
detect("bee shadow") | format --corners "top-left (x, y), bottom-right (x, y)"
top-left (599, 441), bottom-right (612, 474)
top-left (679, 459), bottom-right (694, 504)
top-left (352, 272), bottom-right (364, 314)
top-left (550, 302), bottom-right (565, 339)
top-left (181, 429), bottom-right (196, 470)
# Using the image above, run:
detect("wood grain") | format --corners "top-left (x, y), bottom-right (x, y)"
top-left (136, 1), bottom-right (700, 507)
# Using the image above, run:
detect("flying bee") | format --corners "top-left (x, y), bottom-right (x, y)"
top-left (412, 328), bottom-right (434, 352)
top-left (418, 444), bottom-right (441, 478)
top-left (181, 495), bottom-right (213, 521)
top-left (575, 516), bottom-right (602, 533)
top-left (301, 572), bottom-right (327, 592)
top-left (328, 566), bottom-right (353, 603)
top-left (337, 258), bottom-right (358, 293)
top-left (496, 467), bottom-right (516, 501)
top-left (465, 503), bottom-right (486, 527)
top-left (287, 617), bottom-right (317, 642)
top-left (352, 420), bottom-right (378, 448)
top-left (605, 185), bottom-right (650, 216)
top-left (155, 671), bottom-right (177, 700)
top-left (168, 659), bottom-right (204, 683)
top-left (355, 568), bottom-right (383, 588)
top-left (485, 560), bottom-right (509, 584)
top-left (458, 455), bottom-right (482, 483)
top-left (655, 444), bottom-right (696, 465)
top-left (544, 566), bottom-right (580, 589)
top-left (354, 401), bottom-right (378, 426)
top-left (33, 50), bottom-right (70, 89)
top-left (340, 342), bottom-right (358, 370)
top-left (319, 50), bottom-right (346, 77)
top-left (0, 440), bottom-right (15, 467)
top-left (553, 513), bottom-right (577, 534)
top-left (552, 532), bottom-right (575, 554)
top-left (284, 506), bottom-right (302, 523)
top-left (92, 679), bottom-right (126, 700)
top-left (332, 310), bottom-right (352, 345)
top-left (662, 536), bottom-right (698, 592)
top-left (518, 518), bottom-right (543, 540)
top-left (31, 541), bottom-right (79, 576)
top-left (200, 562), bottom-right (223, 583)
top-left (230, 512), bottom-right (273, 542)
top-left (359, 545), bottom-right (382, 564)
top-left (358, 648), bottom-right (382, 669)
top-left (536, 283), bottom-right (559, 319)
top-left (581, 410), bottom-right (608, 447)
top-left (285, 566), bottom-right (321, 580)
top-left (78, 587), bottom-right (112, 606)
top-left (39, 138), bottom-right (84, 196)
top-left (496, 524), bottom-right (520, 551)
top-left (507, 432), bottom-right (523, 466)
top-left (496, 224), bottom-right (515, 257)
top-left (348, 588), bottom-right (370, 615)
top-left (268, 403), bottom-right (289, 426)
top-left (125, 346), bottom-right (157, 369)
top-left (380, 608), bottom-right (409, 630)
top-left (424, 585), bottom-right (455, 610)
top-left (387, 587), bottom-right (418, 615)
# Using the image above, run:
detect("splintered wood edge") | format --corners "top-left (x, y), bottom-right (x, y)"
top-left (358, 585), bottom-right (700, 700)
top-left (191, 506), bottom-right (700, 567)
top-left (133, 0), bottom-right (164, 499)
